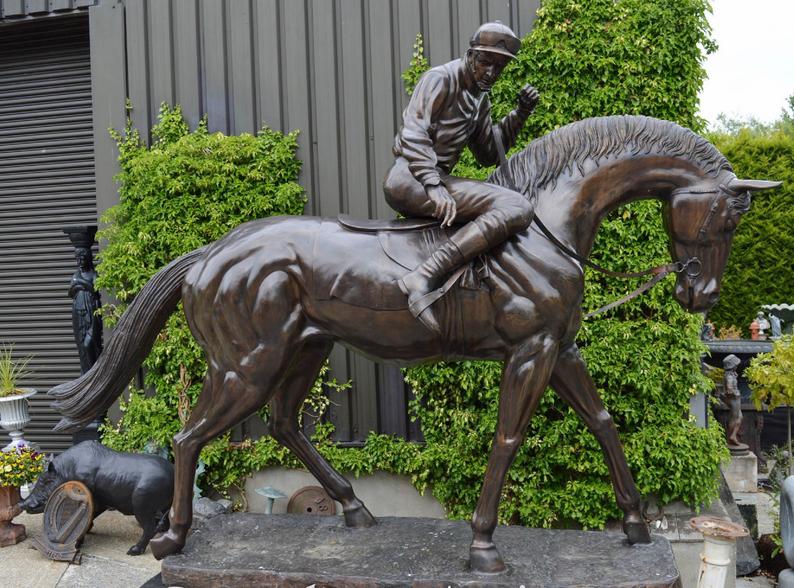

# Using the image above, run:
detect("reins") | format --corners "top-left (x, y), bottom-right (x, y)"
top-left (492, 128), bottom-right (703, 319)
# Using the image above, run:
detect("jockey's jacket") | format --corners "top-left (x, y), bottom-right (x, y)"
top-left (393, 57), bottom-right (529, 188)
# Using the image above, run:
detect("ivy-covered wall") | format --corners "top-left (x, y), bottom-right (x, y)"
top-left (101, 0), bottom-right (729, 530)
top-left (705, 107), bottom-right (794, 334)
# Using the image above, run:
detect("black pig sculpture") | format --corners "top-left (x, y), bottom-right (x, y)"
top-left (19, 440), bottom-right (174, 555)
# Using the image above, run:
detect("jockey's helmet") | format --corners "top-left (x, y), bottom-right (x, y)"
top-left (469, 22), bottom-right (520, 59)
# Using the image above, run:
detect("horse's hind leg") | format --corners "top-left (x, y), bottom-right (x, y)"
top-left (549, 343), bottom-right (651, 544)
top-left (269, 340), bottom-right (376, 527)
top-left (149, 368), bottom-right (271, 559)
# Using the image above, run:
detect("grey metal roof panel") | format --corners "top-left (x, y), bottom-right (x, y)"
top-left (0, 0), bottom-right (96, 22)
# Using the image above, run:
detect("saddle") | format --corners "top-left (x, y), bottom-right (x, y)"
top-left (313, 216), bottom-right (488, 311)
top-left (337, 215), bottom-right (440, 233)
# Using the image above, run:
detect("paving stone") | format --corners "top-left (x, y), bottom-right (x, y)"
top-left (2, 509), bottom-right (161, 588)
top-left (55, 554), bottom-right (157, 588)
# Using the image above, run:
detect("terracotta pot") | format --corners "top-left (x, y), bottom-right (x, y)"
top-left (0, 485), bottom-right (25, 547)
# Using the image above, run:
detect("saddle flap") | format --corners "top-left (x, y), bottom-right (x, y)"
top-left (378, 225), bottom-right (450, 271)
top-left (315, 221), bottom-right (486, 312)
top-left (337, 214), bottom-right (440, 233)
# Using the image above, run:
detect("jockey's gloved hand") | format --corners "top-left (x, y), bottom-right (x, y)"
top-left (517, 84), bottom-right (539, 114)
top-left (427, 184), bottom-right (457, 227)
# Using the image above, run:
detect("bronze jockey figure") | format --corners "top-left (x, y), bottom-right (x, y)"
top-left (384, 22), bottom-right (539, 334)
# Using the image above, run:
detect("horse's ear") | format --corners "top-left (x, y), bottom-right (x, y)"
top-left (727, 178), bottom-right (783, 192)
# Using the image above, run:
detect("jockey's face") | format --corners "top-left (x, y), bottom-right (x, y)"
top-left (466, 50), bottom-right (511, 92)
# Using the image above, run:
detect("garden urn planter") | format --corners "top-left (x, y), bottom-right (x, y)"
top-left (0, 389), bottom-right (36, 451)
top-left (0, 485), bottom-right (25, 547)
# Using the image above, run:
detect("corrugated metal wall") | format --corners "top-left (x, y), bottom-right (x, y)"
top-left (0, 0), bottom-right (95, 20)
top-left (0, 15), bottom-right (97, 452)
top-left (89, 0), bottom-right (540, 444)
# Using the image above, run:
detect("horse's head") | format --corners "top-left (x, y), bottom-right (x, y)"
top-left (664, 176), bottom-right (781, 312)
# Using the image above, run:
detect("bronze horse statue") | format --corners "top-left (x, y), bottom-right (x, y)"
top-left (52, 115), bottom-right (779, 572)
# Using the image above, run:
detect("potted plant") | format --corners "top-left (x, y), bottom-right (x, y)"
top-left (747, 335), bottom-right (794, 475)
top-left (0, 446), bottom-right (45, 546)
top-left (0, 344), bottom-right (36, 451)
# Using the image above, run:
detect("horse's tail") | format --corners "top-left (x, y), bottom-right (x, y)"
top-left (51, 246), bottom-right (209, 432)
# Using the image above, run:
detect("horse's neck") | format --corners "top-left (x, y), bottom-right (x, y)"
top-left (533, 154), bottom-right (706, 258)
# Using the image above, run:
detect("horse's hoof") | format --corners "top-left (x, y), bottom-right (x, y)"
top-left (150, 530), bottom-right (185, 560)
top-left (469, 544), bottom-right (506, 574)
top-left (624, 513), bottom-right (652, 544)
top-left (126, 544), bottom-right (144, 556)
top-left (344, 503), bottom-right (377, 528)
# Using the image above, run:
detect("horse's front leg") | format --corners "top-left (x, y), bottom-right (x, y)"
top-left (549, 343), bottom-right (651, 544)
top-left (470, 336), bottom-right (558, 574)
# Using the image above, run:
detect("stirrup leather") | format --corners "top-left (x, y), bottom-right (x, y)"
top-left (399, 265), bottom-right (468, 326)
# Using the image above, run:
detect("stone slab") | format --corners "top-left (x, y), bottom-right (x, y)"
top-left (162, 514), bottom-right (681, 587)
top-left (723, 453), bottom-right (758, 494)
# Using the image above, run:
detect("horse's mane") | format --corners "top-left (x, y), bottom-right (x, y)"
top-left (489, 115), bottom-right (732, 201)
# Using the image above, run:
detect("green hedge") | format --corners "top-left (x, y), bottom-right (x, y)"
top-left (706, 115), bottom-right (794, 334)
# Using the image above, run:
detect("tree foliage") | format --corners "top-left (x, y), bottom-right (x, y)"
top-left (706, 103), bottom-right (794, 335)
top-left (747, 336), bottom-right (794, 476)
top-left (748, 336), bottom-right (794, 412)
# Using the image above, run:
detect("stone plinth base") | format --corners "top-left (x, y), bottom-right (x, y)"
top-left (161, 514), bottom-right (681, 587)
top-left (722, 452), bottom-right (758, 493)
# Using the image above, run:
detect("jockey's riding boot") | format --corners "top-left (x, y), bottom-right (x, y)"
top-left (399, 223), bottom-right (490, 334)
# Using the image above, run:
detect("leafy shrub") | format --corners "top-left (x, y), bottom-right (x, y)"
top-left (99, 103), bottom-right (306, 458)
top-left (747, 336), bottom-right (794, 477)
top-left (706, 106), bottom-right (794, 335)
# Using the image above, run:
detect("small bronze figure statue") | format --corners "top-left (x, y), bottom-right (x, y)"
top-left (63, 226), bottom-right (103, 374)
top-left (721, 355), bottom-right (749, 455)
top-left (385, 22), bottom-right (539, 334)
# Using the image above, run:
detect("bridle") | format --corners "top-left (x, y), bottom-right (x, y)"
top-left (574, 186), bottom-right (732, 319)
top-left (531, 214), bottom-right (703, 319)
top-left (492, 128), bottom-right (716, 319)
